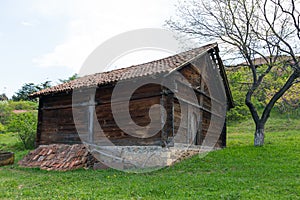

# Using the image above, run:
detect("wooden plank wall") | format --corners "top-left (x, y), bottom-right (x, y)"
top-left (37, 83), bottom-right (165, 146)
top-left (38, 93), bottom-right (81, 145)
top-left (172, 64), bottom-right (226, 147)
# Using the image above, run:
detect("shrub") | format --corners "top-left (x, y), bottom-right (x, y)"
top-left (7, 112), bottom-right (37, 149)
top-left (0, 101), bottom-right (12, 125)
top-left (8, 100), bottom-right (38, 110)
top-left (227, 90), bottom-right (250, 122)
top-left (0, 123), bottom-right (5, 133)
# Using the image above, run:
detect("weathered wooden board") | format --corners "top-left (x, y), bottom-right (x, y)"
top-left (0, 152), bottom-right (14, 166)
top-left (38, 87), bottom-right (165, 146)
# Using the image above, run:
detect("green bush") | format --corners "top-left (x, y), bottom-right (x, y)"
top-left (7, 112), bottom-right (37, 150)
top-left (0, 101), bottom-right (12, 125)
top-left (227, 90), bottom-right (250, 122)
top-left (225, 69), bottom-right (251, 122)
top-left (0, 123), bottom-right (5, 133)
top-left (8, 100), bottom-right (38, 110)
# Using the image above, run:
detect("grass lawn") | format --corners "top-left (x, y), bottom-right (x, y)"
top-left (0, 117), bottom-right (299, 199)
top-left (0, 133), bottom-right (21, 152)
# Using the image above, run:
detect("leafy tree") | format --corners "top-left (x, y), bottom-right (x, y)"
top-left (226, 68), bottom-right (251, 121)
top-left (38, 80), bottom-right (52, 91)
top-left (227, 90), bottom-right (250, 122)
top-left (12, 81), bottom-right (51, 102)
top-left (12, 83), bottom-right (37, 101)
top-left (226, 64), bottom-right (300, 121)
top-left (7, 112), bottom-right (37, 149)
top-left (0, 93), bottom-right (8, 101)
top-left (167, 0), bottom-right (300, 146)
top-left (59, 73), bottom-right (78, 83)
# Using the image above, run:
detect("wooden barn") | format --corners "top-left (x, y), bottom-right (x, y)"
top-left (31, 43), bottom-right (234, 150)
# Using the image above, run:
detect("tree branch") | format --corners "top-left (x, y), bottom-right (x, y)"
top-left (261, 71), bottom-right (298, 122)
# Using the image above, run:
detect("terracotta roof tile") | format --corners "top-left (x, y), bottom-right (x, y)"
top-left (31, 43), bottom-right (217, 97)
top-left (18, 144), bottom-right (96, 171)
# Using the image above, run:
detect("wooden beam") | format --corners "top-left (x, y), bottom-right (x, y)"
top-left (187, 105), bottom-right (191, 144)
top-left (41, 93), bottom-right (162, 110)
top-left (221, 119), bottom-right (227, 148)
top-left (174, 79), bottom-right (226, 106)
top-left (212, 47), bottom-right (234, 109)
top-left (36, 97), bottom-right (44, 147)
top-left (198, 77), bottom-right (204, 145)
top-left (160, 89), bottom-right (167, 146)
top-left (174, 96), bottom-right (224, 119)
top-left (88, 93), bottom-right (95, 143)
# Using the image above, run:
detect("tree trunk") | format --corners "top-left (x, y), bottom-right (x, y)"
top-left (254, 124), bottom-right (265, 146)
top-left (248, 72), bottom-right (298, 147)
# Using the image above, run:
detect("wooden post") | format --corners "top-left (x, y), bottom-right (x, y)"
top-left (171, 94), bottom-right (175, 138)
top-left (187, 105), bottom-right (191, 144)
top-left (221, 119), bottom-right (227, 147)
top-left (160, 89), bottom-right (168, 146)
top-left (35, 97), bottom-right (43, 147)
top-left (198, 76), bottom-right (204, 145)
top-left (88, 93), bottom-right (95, 143)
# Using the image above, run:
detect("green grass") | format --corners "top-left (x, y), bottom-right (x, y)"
top-left (0, 117), bottom-right (299, 199)
top-left (0, 133), bottom-right (23, 152)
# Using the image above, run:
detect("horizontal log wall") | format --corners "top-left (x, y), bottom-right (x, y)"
top-left (37, 83), bottom-right (165, 146)
top-left (172, 64), bottom-right (225, 147)
top-left (94, 95), bottom-right (162, 145)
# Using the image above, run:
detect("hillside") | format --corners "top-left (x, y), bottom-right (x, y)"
top-left (0, 115), bottom-right (299, 199)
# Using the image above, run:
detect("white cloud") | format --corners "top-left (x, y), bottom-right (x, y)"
top-left (21, 21), bottom-right (33, 26)
top-left (21, 20), bottom-right (41, 27)
top-left (21, 18), bottom-right (40, 27)
top-left (33, 0), bottom-right (175, 72)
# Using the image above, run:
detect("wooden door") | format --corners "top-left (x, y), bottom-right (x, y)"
top-left (188, 106), bottom-right (199, 145)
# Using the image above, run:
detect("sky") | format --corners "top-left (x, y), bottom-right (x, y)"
top-left (0, 0), bottom-right (177, 98)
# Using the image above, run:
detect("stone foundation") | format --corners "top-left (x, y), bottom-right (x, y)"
top-left (19, 144), bottom-right (218, 171)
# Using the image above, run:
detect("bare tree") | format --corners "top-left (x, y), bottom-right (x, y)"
top-left (167, 0), bottom-right (300, 146)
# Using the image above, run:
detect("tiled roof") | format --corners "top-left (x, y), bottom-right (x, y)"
top-left (31, 43), bottom-right (217, 97)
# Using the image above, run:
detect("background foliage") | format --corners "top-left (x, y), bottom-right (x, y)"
top-left (12, 81), bottom-right (51, 102)
top-left (0, 74), bottom-right (78, 149)
top-left (226, 65), bottom-right (300, 122)
top-left (7, 112), bottom-right (38, 149)
top-left (0, 101), bottom-right (38, 150)
top-left (0, 101), bottom-right (13, 125)
top-left (0, 123), bottom-right (6, 133)
top-left (8, 101), bottom-right (38, 110)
